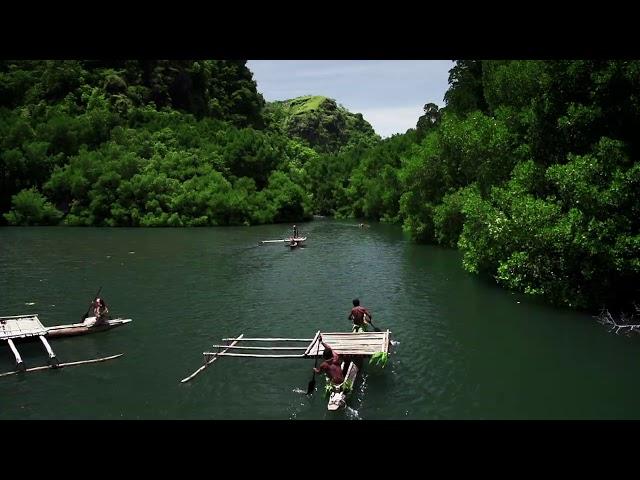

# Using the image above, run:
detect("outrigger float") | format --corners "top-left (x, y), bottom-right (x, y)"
top-left (181, 329), bottom-right (391, 411)
top-left (0, 314), bottom-right (132, 377)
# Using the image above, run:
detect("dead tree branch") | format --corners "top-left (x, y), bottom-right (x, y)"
top-left (595, 304), bottom-right (640, 337)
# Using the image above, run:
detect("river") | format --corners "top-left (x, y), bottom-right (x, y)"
top-left (1, 220), bottom-right (638, 419)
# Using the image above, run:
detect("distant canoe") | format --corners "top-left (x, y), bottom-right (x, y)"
top-left (287, 236), bottom-right (306, 249)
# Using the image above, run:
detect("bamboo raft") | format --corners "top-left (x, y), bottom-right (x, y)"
top-left (0, 314), bottom-right (131, 376)
top-left (181, 330), bottom-right (391, 411)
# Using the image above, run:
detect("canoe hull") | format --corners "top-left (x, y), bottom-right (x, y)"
top-left (46, 318), bottom-right (132, 338)
top-left (328, 360), bottom-right (359, 411)
top-left (286, 236), bottom-right (306, 248)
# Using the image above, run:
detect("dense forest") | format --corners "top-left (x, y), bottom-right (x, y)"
top-left (0, 60), bottom-right (378, 227)
top-left (1, 60), bottom-right (638, 313)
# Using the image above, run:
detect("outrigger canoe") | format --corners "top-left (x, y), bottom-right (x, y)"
top-left (1, 314), bottom-right (132, 376)
top-left (287, 236), bottom-right (306, 249)
top-left (260, 236), bottom-right (307, 248)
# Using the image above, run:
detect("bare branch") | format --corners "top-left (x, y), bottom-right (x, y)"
top-left (596, 308), bottom-right (640, 336)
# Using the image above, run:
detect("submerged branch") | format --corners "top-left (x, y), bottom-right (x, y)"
top-left (595, 304), bottom-right (640, 336)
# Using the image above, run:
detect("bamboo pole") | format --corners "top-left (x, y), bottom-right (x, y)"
top-left (320, 341), bottom-right (386, 344)
top-left (39, 335), bottom-right (59, 366)
top-left (203, 352), bottom-right (304, 358)
top-left (384, 330), bottom-right (389, 354)
top-left (180, 334), bottom-right (244, 383)
top-left (315, 349), bottom-right (383, 353)
top-left (6, 339), bottom-right (25, 371)
top-left (304, 330), bottom-right (321, 356)
top-left (325, 346), bottom-right (384, 349)
top-left (321, 333), bottom-right (385, 336)
top-left (0, 354), bottom-right (123, 378)
top-left (220, 337), bottom-right (312, 341)
top-left (210, 345), bottom-right (307, 350)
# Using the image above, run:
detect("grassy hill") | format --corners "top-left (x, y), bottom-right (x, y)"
top-left (264, 95), bottom-right (380, 154)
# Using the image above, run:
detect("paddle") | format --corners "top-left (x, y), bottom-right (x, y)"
top-left (306, 335), bottom-right (322, 395)
top-left (81, 286), bottom-right (102, 321)
top-left (368, 320), bottom-right (382, 332)
top-left (365, 314), bottom-right (381, 332)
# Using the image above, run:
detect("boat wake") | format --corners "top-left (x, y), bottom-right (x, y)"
top-left (345, 406), bottom-right (361, 420)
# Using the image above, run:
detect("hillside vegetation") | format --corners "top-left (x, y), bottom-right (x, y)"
top-left (312, 60), bottom-right (640, 312)
top-left (2, 59), bottom-right (639, 313)
top-left (0, 61), bottom-right (375, 228)
top-left (263, 95), bottom-right (379, 153)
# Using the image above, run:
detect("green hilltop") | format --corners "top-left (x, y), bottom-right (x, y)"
top-left (264, 95), bottom-right (380, 154)
top-left (279, 95), bottom-right (327, 115)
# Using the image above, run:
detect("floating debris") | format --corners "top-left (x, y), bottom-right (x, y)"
top-left (128, 251), bottom-right (135, 254)
top-left (25, 302), bottom-right (35, 306)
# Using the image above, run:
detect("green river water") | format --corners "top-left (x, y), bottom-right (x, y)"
top-left (1, 220), bottom-right (638, 419)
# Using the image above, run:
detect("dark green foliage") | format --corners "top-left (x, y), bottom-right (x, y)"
top-left (415, 103), bottom-right (442, 141)
top-left (0, 60), bottom-right (310, 228)
top-left (433, 185), bottom-right (479, 248)
top-left (348, 132), bottom-right (417, 222)
top-left (4, 187), bottom-right (62, 225)
top-left (443, 60), bottom-right (489, 116)
top-left (311, 60), bottom-right (640, 312)
top-left (220, 128), bottom-right (287, 189)
top-left (431, 60), bottom-right (640, 311)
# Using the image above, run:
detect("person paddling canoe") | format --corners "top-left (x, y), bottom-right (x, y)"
top-left (92, 297), bottom-right (109, 325)
top-left (348, 298), bottom-right (372, 332)
top-left (312, 336), bottom-right (344, 386)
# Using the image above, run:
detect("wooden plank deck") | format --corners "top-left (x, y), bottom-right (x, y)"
top-left (305, 331), bottom-right (390, 357)
top-left (0, 314), bottom-right (48, 340)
